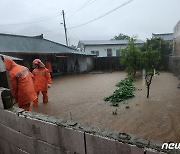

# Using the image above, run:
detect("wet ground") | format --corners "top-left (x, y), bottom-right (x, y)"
top-left (31, 72), bottom-right (180, 142)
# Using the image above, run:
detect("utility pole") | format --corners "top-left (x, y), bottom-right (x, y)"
top-left (62, 10), bottom-right (68, 46)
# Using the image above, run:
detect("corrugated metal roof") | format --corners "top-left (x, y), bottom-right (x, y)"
top-left (78, 39), bottom-right (144, 46)
top-left (0, 33), bottom-right (94, 56)
top-left (0, 54), bottom-right (23, 61)
top-left (152, 33), bottom-right (173, 41)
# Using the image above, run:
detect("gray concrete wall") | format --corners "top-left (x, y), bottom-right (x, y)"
top-left (67, 56), bottom-right (94, 73)
top-left (173, 20), bottom-right (180, 56)
top-left (0, 96), bottom-right (178, 154)
top-left (169, 56), bottom-right (180, 75)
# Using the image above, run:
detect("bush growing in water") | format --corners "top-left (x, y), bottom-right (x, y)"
top-left (104, 77), bottom-right (135, 106)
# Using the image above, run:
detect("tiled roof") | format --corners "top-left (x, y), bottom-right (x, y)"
top-left (78, 39), bottom-right (144, 46)
top-left (0, 33), bottom-right (93, 56)
top-left (152, 33), bottom-right (173, 41)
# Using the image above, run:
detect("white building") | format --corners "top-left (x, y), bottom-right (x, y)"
top-left (77, 40), bottom-right (144, 57)
top-left (152, 33), bottom-right (173, 44)
top-left (173, 20), bottom-right (180, 56)
top-left (169, 20), bottom-right (180, 75)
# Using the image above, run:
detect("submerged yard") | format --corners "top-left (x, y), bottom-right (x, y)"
top-left (31, 71), bottom-right (180, 143)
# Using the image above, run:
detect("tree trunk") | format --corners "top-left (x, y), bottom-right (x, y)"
top-left (145, 74), bottom-right (153, 99)
top-left (133, 71), bottom-right (136, 77)
top-left (147, 85), bottom-right (150, 98)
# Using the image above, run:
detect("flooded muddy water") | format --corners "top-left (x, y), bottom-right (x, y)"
top-left (31, 72), bottom-right (180, 142)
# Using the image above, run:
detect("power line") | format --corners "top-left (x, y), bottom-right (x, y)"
top-left (67, 0), bottom-right (99, 19)
top-left (0, 13), bottom-right (61, 30)
top-left (68, 0), bottom-right (134, 29)
top-left (0, 25), bottom-right (64, 37)
top-left (65, 0), bottom-right (96, 14)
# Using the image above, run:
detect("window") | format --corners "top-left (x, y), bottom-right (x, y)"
top-left (116, 49), bottom-right (121, 57)
top-left (91, 51), bottom-right (95, 54)
top-left (107, 49), bottom-right (112, 57)
top-left (95, 51), bottom-right (99, 56)
top-left (91, 51), bottom-right (99, 56)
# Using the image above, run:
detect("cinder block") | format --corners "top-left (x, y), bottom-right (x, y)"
top-left (0, 123), bottom-right (34, 154)
top-left (146, 151), bottom-right (159, 154)
top-left (0, 137), bottom-right (11, 154)
top-left (36, 140), bottom-right (64, 154)
top-left (115, 141), bottom-right (131, 154)
top-left (85, 133), bottom-right (117, 154)
top-left (116, 143), bottom-right (144, 154)
top-left (146, 150), bottom-right (162, 154)
top-left (1, 109), bottom-right (19, 131)
top-left (18, 115), bottom-right (34, 136)
top-left (58, 126), bottom-right (85, 154)
top-left (129, 145), bottom-right (144, 154)
top-left (44, 122), bottom-right (59, 146)
top-left (18, 115), bottom-right (60, 146)
top-left (0, 137), bottom-right (29, 154)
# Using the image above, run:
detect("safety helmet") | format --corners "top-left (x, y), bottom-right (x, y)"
top-left (33, 59), bottom-right (45, 67)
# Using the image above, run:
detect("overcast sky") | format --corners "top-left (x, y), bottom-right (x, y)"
top-left (0, 0), bottom-right (180, 46)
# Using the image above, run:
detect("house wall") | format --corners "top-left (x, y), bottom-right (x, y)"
top-left (0, 96), bottom-right (172, 154)
top-left (86, 57), bottom-right (94, 71)
top-left (84, 44), bottom-right (126, 57)
top-left (169, 21), bottom-right (180, 75)
top-left (169, 56), bottom-right (180, 75)
top-left (173, 21), bottom-right (180, 56)
top-left (67, 56), bottom-right (94, 73)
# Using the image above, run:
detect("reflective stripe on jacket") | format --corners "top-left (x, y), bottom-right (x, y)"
top-left (32, 67), bottom-right (52, 92)
top-left (4, 58), bottom-right (37, 106)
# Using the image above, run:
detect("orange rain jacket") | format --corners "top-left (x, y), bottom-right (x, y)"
top-left (32, 67), bottom-right (52, 92)
top-left (4, 58), bottom-right (37, 107)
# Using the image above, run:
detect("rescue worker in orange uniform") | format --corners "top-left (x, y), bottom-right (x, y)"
top-left (4, 57), bottom-right (37, 111)
top-left (32, 59), bottom-right (52, 106)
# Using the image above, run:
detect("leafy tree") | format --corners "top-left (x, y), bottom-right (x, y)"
top-left (141, 50), bottom-right (161, 98)
top-left (140, 38), bottom-right (171, 70)
top-left (112, 33), bottom-right (130, 40)
top-left (121, 37), bottom-right (161, 98)
top-left (140, 38), bottom-right (162, 98)
top-left (121, 38), bottom-right (141, 77)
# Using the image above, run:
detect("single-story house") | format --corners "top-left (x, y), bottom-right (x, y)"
top-left (77, 39), bottom-right (144, 57)
top-left (77, 39), bottom-right (144, 70)
top-left (0, 33), bottom-right (94, 75)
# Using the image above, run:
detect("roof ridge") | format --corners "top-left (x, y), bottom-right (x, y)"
top-left (0, 32), bottom-right (77, 51)
top-left (152, 33), bottom-right (173, 35)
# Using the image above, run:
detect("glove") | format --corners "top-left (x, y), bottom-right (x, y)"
top-left (48, 84), bottom-right (51, 88)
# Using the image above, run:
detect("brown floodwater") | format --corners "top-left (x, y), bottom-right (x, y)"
top-left (31, 72), bottom-right (180, 142)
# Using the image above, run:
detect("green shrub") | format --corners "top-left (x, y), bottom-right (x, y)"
top-left (104, 77), bottom-right (135, 106)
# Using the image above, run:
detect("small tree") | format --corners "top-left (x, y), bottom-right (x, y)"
top-left (121, 38), bottom-right (141, 77)
top-left (121, 37), bottom-right (161, 98)
top-left (141, 50), bottom-right (161, 98)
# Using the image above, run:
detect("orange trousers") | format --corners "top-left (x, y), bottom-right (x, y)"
top-left (33, 91), bottom-right (48, 106)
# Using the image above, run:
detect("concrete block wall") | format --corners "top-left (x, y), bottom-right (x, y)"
top-left (169, 56), bottom-right (180, 75)
top-left (0, 99), bottom-right (178, 154)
